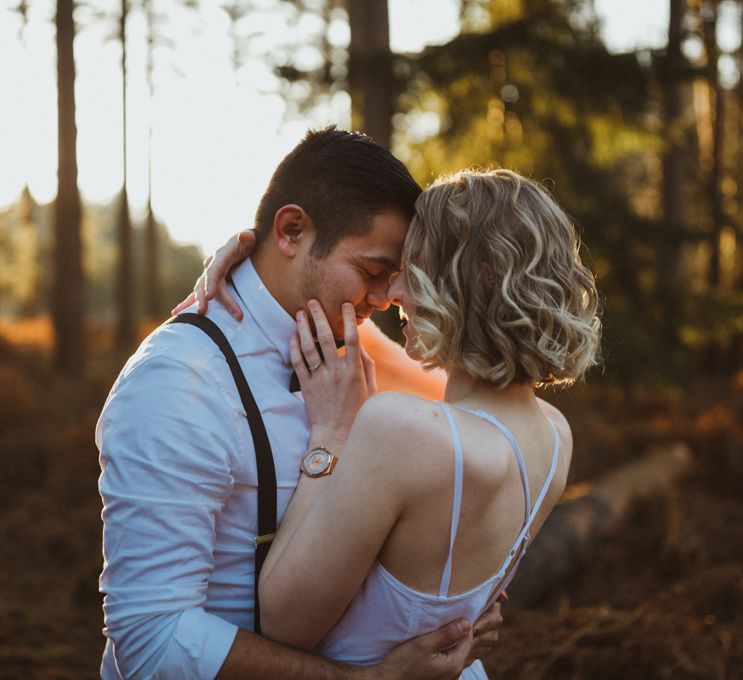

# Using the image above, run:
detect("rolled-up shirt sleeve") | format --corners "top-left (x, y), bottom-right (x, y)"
top-left (97, 352), bottom-right (245, 679)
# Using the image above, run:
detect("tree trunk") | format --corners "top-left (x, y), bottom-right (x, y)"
top-left (53, 0), bottom-right (85, 373)
top-left (738, 1), bottom-right (743, 284)
top-left (347, 0), bottom-right (401, 339)
top-left (347, 0), bottom-right (393, 148)
top-left (116, 0), bottom-right (135, 346)
top-left (661, 0), bottom-right (685, 285)
top-left (730, 2), bottom-right (743, 365)
top-left (507, 443), bottom-right (693, 607)
top-left (144, 0), bottom-right (159, 318)
top-left (702, 0), bottom-right (724, 288)
top-left (144, 206), bottom-right (159, 318)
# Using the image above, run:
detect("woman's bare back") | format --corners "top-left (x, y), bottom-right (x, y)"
top-left (370, 389), bottom-right (572, 597)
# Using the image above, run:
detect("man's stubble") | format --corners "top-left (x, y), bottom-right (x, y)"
top-left (298, 254), bottom-right (343, 340)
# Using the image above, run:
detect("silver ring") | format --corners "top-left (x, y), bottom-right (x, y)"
top-left (308, 361), bottom-right (322, 372)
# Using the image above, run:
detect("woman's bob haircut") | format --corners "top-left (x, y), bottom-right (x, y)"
top-left (402, 169), bottom-right (601, 388)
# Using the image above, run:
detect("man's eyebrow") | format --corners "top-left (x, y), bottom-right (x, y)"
top-left (358, 255), bottom-right (402, 272)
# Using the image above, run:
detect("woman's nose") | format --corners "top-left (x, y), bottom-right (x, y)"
top-left (387, 271), bottom-right (403, 306)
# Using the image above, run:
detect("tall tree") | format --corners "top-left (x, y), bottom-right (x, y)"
top-left (347, 0), bottom-right (401, 338)
top-left (738, 0), bottom-right (743, 278)
top-left (346, 0), bottom-right (392, 148)
top-left (661, 0), bottom-right (686, 286)
top-left (53, 0), bottom-right (85, 372)
top-left (701, 0), bottom-right (725, 287)
top-left (116, 0), bottom-right (135, 345)
top-left (396, 0), bottom-right (682, 380)
top-left (732, 0), bottom-right (743, 364)
top-left (143, 0), bottom-right (160, 318)
top-left (1, 2), bottom-right (31, 317)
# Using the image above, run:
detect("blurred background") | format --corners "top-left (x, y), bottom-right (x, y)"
top-left (0, 1), bottom-right (742, 678)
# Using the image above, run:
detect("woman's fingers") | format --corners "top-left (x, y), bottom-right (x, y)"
top-left (203, 251), bottom-right (222, 300)
top-left (360, 345), bottom-right (377, 394)
top-left (218, 280), bottom-right (244, 320)
top-left (174, 230), bottom-right (257, 318)
top-left (307, 300), bottom-right (337, 365)
top-left (472, 602), bottom-right (503, 640)
top-left (195, 274), bottom-right (208, 314)
top-left (296, 309), bottom-right (323, 371)
top-left (236, 229), bottom-right (256, 253)
top-left (203, 228), bottom-right (256, 297)
top-left (289, 333), bottom-right (310, 383)
top-left (171, 292), bottom-right (196, 316)
top-left (295, 301), bottom-right (372, 390)
top-left (341, 303), bottom-right (360, 360)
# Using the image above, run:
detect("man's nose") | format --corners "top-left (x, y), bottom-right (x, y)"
top-left (366, 281), bottom-right (391, 311)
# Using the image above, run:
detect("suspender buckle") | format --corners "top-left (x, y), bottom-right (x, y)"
top-left (254, 533), bottom-right (275, 547)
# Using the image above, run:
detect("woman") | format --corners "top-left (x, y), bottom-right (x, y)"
top-left (180, 169), bottom-right (600, 676)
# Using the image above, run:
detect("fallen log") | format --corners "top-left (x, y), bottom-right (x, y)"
top-left (507, 442), bottom-right (693, 607)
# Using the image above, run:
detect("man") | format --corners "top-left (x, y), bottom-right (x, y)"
top-left (97, 127), bottom-right (500, 679)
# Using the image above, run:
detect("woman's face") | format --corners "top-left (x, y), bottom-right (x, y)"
top-left (388, 270), bottom-right (422, 362)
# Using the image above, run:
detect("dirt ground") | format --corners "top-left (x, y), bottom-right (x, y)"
top-left (0, 332), bottom-right (741, 679)
top-left (482, 382), bottom-right (743, 679)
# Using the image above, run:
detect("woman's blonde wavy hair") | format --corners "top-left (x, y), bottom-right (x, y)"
top-left (402, 169), bottom-right (601, 387)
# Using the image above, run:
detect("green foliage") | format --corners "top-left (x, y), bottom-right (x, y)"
top-left (392, 0), bottom-right (742, 384)
top-left (0, 193), bottom-right (203, 322)
top-left (84, 201), bottom-right (203, 320)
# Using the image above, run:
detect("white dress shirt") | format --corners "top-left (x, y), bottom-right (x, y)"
top-left (97, 260), bottom-right (309, 679)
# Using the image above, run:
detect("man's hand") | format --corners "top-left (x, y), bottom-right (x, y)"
top-left (171, 229), bottom-right (256, 319)
top-left (467, 593), bottom-right (507, 667)
top-left (371, 618), bottom-right (474, 680)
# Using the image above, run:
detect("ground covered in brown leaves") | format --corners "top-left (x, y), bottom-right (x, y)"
top-left (0, 330), bottom-right (741, 679)
top-left (483, 383), bottom-right (743, 679)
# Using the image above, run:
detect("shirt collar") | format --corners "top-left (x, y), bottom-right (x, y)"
top-left (230, 259), bottom-right (296, 365)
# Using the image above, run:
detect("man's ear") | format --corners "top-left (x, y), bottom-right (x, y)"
top-left (273, 204), bottom-right (315, 257)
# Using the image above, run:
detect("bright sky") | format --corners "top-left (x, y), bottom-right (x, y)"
top-left (0, 0), bottom-right (687, 254)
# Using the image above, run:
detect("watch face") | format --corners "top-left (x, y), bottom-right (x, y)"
top-left (303, 449), bottom-right (331, 476)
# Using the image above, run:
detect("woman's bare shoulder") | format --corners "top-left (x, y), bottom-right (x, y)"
top-left (349, 392), bottom-right (451, 470)
top-left (360, 390), bottom-right (441, 417)
top-left (536, 397), bottom-right (573, 492)
top-left (537, 397), bottom-right (573, 449)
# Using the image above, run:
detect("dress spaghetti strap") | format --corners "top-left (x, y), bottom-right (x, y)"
top-left (458, 407), bottom-right (532, 524)
top-left (437, 403), bottom-right (465, 597)
top-left (458, 407), bottom-right (560, 607)
top-left (435, 403), bottom-right (560, 601)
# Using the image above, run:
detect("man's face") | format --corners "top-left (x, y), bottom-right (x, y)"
top-left (299, 210), bottom-right (409, 339)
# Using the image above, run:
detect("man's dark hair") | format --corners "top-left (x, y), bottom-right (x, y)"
top-left (254, 126), bottom-right (422, 257)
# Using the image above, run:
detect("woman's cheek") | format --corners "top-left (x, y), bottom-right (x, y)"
top-left (403, 323), bottom-right (422, 361)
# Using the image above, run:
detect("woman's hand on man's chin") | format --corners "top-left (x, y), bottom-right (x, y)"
top-left (171, 229), bottom-right (256, 320)
top-left (292, 300), bottom-right (376, 451)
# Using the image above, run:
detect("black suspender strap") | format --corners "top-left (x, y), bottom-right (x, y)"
top-left (168, 313), bottom-right (276, 635)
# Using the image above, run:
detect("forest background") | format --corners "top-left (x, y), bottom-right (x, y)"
top-left (1, 0), bottom-right (742, 678)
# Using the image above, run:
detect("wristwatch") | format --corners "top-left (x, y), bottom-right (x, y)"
top-left (300, 446), bottom-right (338, 477)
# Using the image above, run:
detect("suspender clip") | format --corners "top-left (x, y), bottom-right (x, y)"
top-left (254, 533), bottom-right (275, 547)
